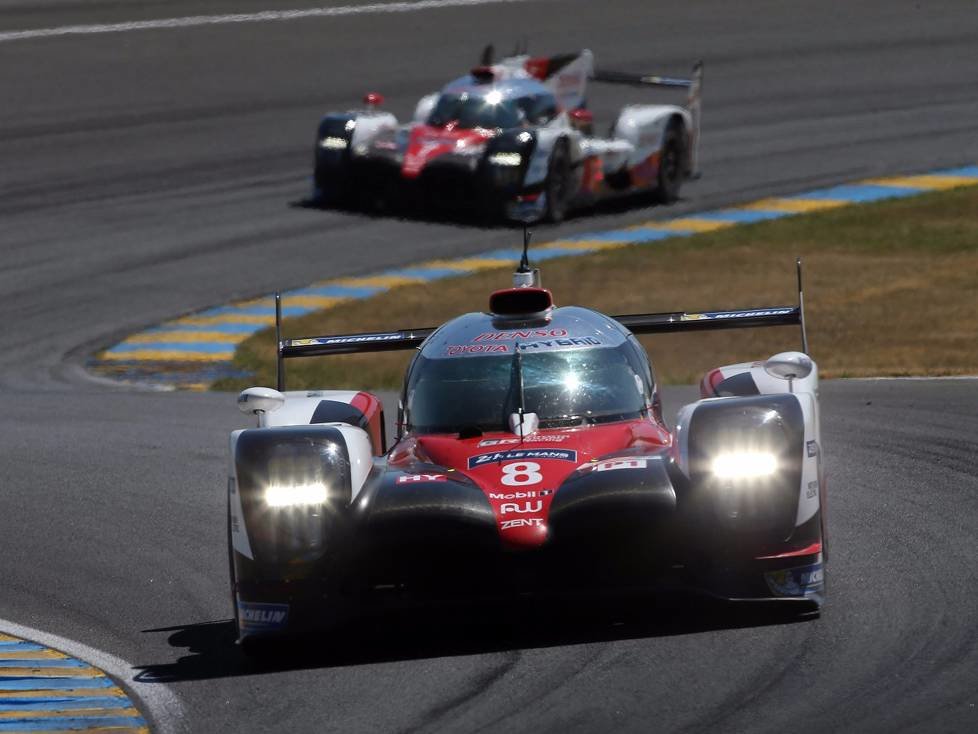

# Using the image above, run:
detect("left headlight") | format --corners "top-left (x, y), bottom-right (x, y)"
top-left (711, 451), bottom-right (778, 480)
top-left (264, 483), bottom-right (329, 508)
top-left (488, 151), bottom-right (522, 167)
top-left (319, 136), bottom-right (349, 150)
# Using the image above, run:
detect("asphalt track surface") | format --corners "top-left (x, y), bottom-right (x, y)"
top-left (1, 1), bottom-right (977, 731)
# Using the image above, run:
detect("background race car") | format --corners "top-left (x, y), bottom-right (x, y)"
top-left (312, 46), bottom-right (702, 222)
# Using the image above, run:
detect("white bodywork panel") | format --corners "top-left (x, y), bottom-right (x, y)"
top-left (341, 425), bottom-right (374, 500)
top-left (612, 104), bottom-right (690, 168)
top-left (228, 430), bottom-right (254, 560)
top-left (524, 115), bottom-right (580, 187)
top-left (349, 110), bottom-right (398, 150)
top-left (258, 390), bottom-right (359, 428)
top-left (579, 137), bottom-right (632, 174)
top-left (544, 50), bottom-right (594, 111)
top-left (490, 49), bottom-right (592, 111)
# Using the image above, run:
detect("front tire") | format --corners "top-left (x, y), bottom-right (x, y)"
top-left (654, 123), bottom-right (685, 204)
top-left (545, 140), bottom-right (573, 223)
top-left (313, 163), bottom-right (353, 207)
top-left (227, 498), bottom-right (241, 643)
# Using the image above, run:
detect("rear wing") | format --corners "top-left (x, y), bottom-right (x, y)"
top-left (592, 60), bottom-right (703, 177)
top-left (274, 258), bottom-right (807, 391)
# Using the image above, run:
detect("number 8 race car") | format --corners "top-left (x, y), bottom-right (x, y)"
top-left (227, 251), bottom-right (828, 647)
top-left (311, 46), bottom-right (702, 222)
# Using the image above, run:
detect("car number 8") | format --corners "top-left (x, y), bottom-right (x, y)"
top-left (501, 462), bottom-right (543, 486)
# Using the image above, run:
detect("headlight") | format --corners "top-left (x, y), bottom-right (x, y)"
top-left (265, 483), bottom-right (328, 507)
top-left (488, 152), bottom-right (522, 166)
top-left (711, 452), bottom-right (778, 480)
top-left (319, 136), bottom-right (348, 150)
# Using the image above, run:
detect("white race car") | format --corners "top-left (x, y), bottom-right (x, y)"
top-left (312, 46), bottom-right (702, 222)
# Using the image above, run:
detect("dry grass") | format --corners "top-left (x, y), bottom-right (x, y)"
top-left (217, 186), bottom-right (978, 391)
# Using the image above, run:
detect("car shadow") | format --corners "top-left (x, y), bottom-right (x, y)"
top-left (288, 188), bottom-right (669, 231)
top-left (133, 597), bottom-right (811, 684)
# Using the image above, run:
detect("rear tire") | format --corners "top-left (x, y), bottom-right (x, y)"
top-left (654, 123), bottom-right (685, 204)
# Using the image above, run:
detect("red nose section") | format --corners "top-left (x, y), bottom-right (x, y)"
top-left (401, 124), bottom-right (492, 179)
top-left (415, 423), bottom-right (672, 550)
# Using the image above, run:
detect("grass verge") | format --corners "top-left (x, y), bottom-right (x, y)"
top-left (214, 186), bottom-right (978, 391)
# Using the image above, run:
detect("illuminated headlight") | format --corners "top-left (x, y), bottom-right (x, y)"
top-left (711, 452), bottom-right (778, 480)
top-left (265, 483), bottom-right (328, 507)
top-left (488, 152), bottom-right (522, 166)
top-left (319, 136), bottom-right (348, 150)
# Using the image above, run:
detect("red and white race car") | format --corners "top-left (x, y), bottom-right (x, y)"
top-left (228, 252), bottom-right (827, 649)
top-left (312, 47), bottom-right (702, 222)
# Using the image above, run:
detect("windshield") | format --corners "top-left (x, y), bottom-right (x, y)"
top-left (427, 92), bottom-right (522, 130)
top-left (405, 345), bottom-right (652, 434)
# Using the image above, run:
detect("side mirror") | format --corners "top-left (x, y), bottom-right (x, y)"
top-left (413, 93), bottom-right (438, 123)
top-left (763, 352), bottom-right (813, 381)
top-left (237, 387), bottom-right (285, 415)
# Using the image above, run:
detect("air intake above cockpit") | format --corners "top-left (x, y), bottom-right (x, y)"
top-left (489, 287), bottom-right (554, 319)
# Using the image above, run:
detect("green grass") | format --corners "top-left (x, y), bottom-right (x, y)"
top-left (214, 186), bottom-right (978, 392)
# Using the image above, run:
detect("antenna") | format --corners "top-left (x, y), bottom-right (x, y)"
top-left (275, 292), bottom-right (285, 392)
top-left (512, 224), bottom-right (539, 288)
top-left (515, 343), bottom-right (526, 444)
top-left (796, 258), bottom-right (809, 355)
top-left (519, 224), bottom-right (532, 272)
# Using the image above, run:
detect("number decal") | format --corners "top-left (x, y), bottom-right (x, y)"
top-left (501, 461), bottom-right (543, 487)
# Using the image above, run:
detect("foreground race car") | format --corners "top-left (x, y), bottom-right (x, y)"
top-left (311, 46), bottom-right (702, 222)
top-left (227, 251), bottom-right (827, 646)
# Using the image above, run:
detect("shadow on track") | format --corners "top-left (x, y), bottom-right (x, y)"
top-left (289, 187), bottom-right (669, 231)
top-left (133, 597), bottom-right (811, 684)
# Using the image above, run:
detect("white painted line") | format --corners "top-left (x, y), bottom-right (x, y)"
top-left (844, 375), bottom-right (978, 382)
top-left (0, 616), bottom-right (185, 734)
top-left (0, 0), bottom-right (535, 43)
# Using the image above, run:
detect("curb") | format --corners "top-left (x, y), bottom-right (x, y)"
top-left (0, 632), bottom-right (148, 733)
top-left (88, 165), bottom-right (978, 390)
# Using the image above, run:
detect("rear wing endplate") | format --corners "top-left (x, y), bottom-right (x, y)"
top-left (274, 259), bottom-right (808, 391)
top-left (592, 61), bottom-right (703, 177)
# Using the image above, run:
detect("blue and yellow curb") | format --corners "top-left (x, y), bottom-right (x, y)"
top-left (87, 165), bottom-right (978, 390)
top-left (0, 633), bottom-right (147, 733)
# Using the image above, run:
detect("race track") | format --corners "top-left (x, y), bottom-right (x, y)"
top-left (1, 1), bottom-right (977, 731)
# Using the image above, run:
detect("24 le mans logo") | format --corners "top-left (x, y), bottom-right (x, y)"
top-left (468, 449), bottom-right (577, 469)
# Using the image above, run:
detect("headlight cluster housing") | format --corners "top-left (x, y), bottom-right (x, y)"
top-left (482, 129), bottom-right (536, 191)
top-left (685, 395), bottom-right (805, 537)
top-left (234, 426), bottom-right (352, 567)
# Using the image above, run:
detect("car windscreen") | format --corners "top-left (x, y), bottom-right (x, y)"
top-left (405, 346), bottom-right (650, 434)
top-left (427, 92), bottom-right (522, 130)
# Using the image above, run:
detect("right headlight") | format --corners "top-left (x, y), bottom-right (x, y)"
top-left (711, 451), bottom-right (778, 480)
top-left (488, 152), bottom-right (522, 167)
